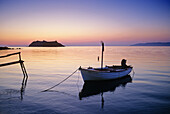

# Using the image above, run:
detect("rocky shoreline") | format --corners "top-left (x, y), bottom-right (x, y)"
top-left (0, 47), bottom-right (21, 50)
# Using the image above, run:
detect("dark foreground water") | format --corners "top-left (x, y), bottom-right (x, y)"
top-left (0, 46), bottom-right (170, 114)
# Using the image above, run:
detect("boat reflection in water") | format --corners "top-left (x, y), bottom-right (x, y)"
top-left (79, 75), bottom-right (132, 108)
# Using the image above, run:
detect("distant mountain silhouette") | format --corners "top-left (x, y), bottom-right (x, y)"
top-left (131, 42), bottom-right (170, 46)
top-left (29, 40), bottom-right (65, 47)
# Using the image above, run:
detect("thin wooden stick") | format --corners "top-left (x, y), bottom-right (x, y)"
top-left (0, 52), bottom-right (20, 58)
top-left (0, 60), bottom-right (24, 67)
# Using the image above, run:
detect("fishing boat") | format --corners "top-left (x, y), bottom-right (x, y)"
top-left (79, 42), bottom-right (133, 81)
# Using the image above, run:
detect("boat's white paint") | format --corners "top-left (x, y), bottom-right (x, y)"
top-left (80, 67), bottom-right (133, 81)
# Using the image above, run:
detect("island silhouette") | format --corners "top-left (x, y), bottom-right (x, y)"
top-left (29, 40), bottom-right (65, 47)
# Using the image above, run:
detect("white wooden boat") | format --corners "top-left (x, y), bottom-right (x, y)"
top-left (79, 66), bottom-right (133, 81)
top-left (79, 42), bottom-right (133, 81)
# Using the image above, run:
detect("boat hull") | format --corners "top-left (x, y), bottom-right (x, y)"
top-left (79, 67), bottom-right (133, 81)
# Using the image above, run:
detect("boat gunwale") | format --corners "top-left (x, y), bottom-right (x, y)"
top-left (79, 66), bottom-right (133, 73)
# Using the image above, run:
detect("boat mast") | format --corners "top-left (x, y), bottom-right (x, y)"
top-left (101, 41), bottom-right (104, 69)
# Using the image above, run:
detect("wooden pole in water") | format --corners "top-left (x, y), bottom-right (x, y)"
top-left (101, 41), bottom-right (104, 69)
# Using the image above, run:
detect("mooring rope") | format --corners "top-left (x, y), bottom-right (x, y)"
top-left (42, 68), bottom-right (79, 92)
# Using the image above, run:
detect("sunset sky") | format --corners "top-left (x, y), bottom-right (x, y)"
top-left (0, 0), bottom-right (170, 46)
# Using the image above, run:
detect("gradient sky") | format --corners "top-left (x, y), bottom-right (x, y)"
top-left (0, 0), bottom-right (170, 46)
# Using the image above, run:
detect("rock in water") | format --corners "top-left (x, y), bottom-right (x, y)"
top-left (0, 47), bottom-right (13, 50)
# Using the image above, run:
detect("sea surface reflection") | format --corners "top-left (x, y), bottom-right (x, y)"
top-left (79, 75), bottom-right (132, 108)
top-left (0, 46), bottom-right (170, 114)
top-left (0, 74), bottom-right (28, 101)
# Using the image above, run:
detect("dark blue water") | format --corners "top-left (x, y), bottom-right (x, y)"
top-left (0, 46), bottom-right (170, 114)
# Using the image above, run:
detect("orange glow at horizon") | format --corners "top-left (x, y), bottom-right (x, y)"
top-left (0, 24), bottom-right (169, 45)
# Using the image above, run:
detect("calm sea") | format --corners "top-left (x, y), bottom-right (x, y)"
top-left (0, 46), bottom-right (170, 114)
